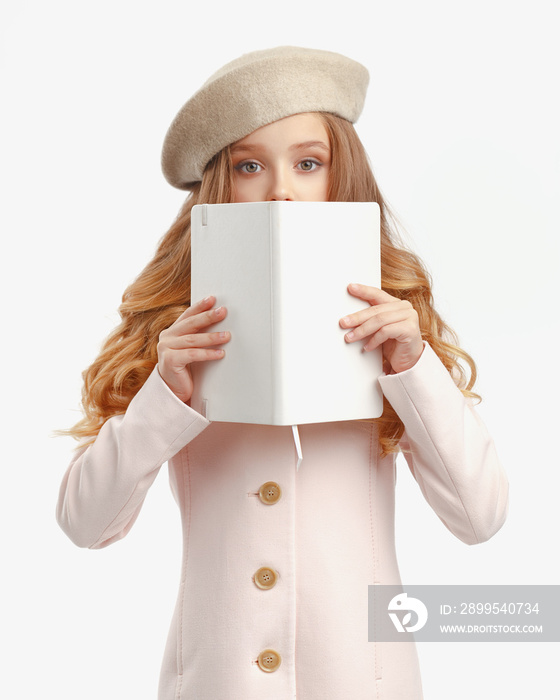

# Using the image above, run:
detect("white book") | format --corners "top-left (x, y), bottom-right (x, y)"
top-left (190, 201), bottom-right (383, 425)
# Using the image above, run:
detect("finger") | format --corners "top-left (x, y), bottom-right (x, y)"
top-left (162, 347), bottom-right (226, 366)
top-left (343, 306), bottom-right (416, 342)
top-left (168, 305), bottom-right (228, 336)
top-left (340, 301), bottom-right (408, 330)
top-left (174, 295), bottom-right (217, 323)
top-left (347, 283), bottom-right (398, 305)
top-left (180, 347), bottom-right (226, 363)
top-left (361, 322), bottom-right (419, 352)
top-left (164, 331), bottom-right (231, 350)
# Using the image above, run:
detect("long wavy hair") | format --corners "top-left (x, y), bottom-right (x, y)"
top-left (66, 112), bottom-right (478, 454)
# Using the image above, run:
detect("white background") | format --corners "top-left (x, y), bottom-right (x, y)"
top-left (1, 0), bottom-right (558, 698)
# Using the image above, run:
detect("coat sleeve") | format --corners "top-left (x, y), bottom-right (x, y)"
top-left (378, 342), bottom-right (509, 545)
top-left (56, 366), bottom-right (210, 550)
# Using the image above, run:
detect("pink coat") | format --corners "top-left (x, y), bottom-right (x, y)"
top-left (56, 343), bottom-right (508, 699)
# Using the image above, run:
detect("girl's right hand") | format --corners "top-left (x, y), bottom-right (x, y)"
top-left (157, 296), bottom-right (230, 403)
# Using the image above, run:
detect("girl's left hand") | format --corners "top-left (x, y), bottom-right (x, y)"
top-left (339, 283), bottom-right (424, 374)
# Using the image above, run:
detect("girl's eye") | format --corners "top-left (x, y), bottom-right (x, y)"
top-left (236, 161), bottom-right (262, 174)
top-left (298, 159), bottom-right (319, 171)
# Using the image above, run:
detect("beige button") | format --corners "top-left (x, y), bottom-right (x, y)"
top-left (257, 648), bottom-right (282, 673)
top-left (254, 567), bottom-right (278, 590)
top-left (258, 481), bottom-right (282, 505)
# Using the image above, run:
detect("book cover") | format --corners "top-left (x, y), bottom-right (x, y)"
top-left (190, 201), bottom-right (383, 425)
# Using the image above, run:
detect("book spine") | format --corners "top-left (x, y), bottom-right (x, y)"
top-left (269, 204), bottom-right (286, 424)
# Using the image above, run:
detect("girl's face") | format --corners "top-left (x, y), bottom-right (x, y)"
top-left (231, 113), bottom-right (331, 202)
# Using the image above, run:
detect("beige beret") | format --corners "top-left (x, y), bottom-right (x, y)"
top-left (161, 46), bottom-right (369, 190)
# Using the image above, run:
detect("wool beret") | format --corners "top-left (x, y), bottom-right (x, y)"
top-left (161, 46), bottom-right (369, 190)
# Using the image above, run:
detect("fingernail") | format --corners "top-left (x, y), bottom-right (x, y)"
top-left (203, 296), bottom-right (213, 303)
top-left (346, 331), bottom-right (355, 340)
top-left (341, 316), bottom-right (351, 326)
top-left (348, 283), bottom-right (359, 291)
top-left (214, 306), bottom-right (223, 315)
top-left (219, 331), bottom-right (228, 339)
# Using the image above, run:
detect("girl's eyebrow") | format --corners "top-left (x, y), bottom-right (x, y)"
top-left (230, 143), bottom-right (263, 154)
top-left (290, 140), bottom-right (330, 153)
top-left (230, 140), bottom-right (330, 154)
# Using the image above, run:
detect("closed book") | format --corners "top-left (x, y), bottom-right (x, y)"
top-left (190, 201), bottom-right (383, 425)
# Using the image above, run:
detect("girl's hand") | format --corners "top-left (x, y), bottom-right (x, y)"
top-left (339, 284), bottom-right (423, 374)
top-left (157, 296), bottom-right (230, 403)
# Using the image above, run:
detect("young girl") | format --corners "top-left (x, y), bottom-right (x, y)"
top-left (57, 46), bottom-right (508, 699)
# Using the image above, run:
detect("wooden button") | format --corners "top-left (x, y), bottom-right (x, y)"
top-left (254, 567), bottom-right (278, 590)
top-left (258, 481), bottom-right (282, 504)
top-left (257, 648), bottom-right (282, 672)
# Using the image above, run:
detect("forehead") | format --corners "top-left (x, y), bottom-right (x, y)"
top-left (232, 113), bottom-right (330, 149)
